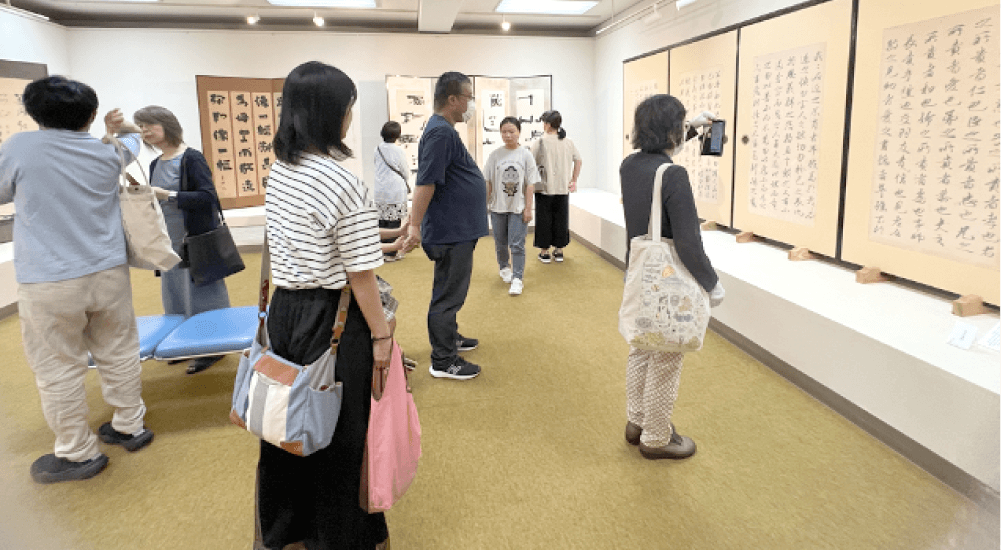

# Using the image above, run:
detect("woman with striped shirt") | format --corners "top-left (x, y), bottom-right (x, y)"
top-left (255, 61), bottom-right (392, 550)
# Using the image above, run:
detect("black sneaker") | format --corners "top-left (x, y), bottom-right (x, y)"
top-left (553, 249), bottom-right (564, 263)
top-left (429, 357), bottom-right (481, 380)
top-left (30, 453), bottom-right (108, 484)
top-left (456, 336), bottom-right (479, 352)
top-left (538, 251), bottom-right (552, 264)
top-left (98, 422), bottom-right (154, 452)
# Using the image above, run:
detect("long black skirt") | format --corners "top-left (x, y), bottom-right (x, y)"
top-left (256, 287), bottom-right (388, 550)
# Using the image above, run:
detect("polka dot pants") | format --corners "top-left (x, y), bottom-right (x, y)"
top-left (626, 347), bottom-right (684, 447)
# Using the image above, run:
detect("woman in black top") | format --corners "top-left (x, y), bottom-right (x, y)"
top-left (619, 94), bottom-right (725, 460)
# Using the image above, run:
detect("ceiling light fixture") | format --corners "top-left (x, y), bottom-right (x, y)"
top-left (247, 14), bottom-right (260, 24)
top-left (266, 0), bottom-right (375, 7)
top-left (495, 0), bottom-right (598, 16)
top-left (313, 11), bottom-right (325, 26)
top-left (501, 16), bottom-right (511, 31)
top-left (0, 2), bottom-right (49, 20)
top-left (676, 0), bottom-right (699, 9)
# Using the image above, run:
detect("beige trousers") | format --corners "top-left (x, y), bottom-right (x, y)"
top-left (626, 347), bottom-right (685, 447)
top-left (18, 264), bottom-right (146, 462)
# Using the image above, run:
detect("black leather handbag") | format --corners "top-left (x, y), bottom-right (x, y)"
top-left (179, 155), bottom-right (245, 286)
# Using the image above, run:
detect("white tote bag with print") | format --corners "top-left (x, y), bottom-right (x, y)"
top-left (618, 163), bottom-right (711, 353)
top-left (114, 140), bottom-right (181, 271)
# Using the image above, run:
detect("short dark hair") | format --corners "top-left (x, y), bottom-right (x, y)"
top-left (274, 61), bottom-right (357, 164)
top-left (433, 72), bottom-right (471, 111)
top-left (380, 121), bottom-right (401, 143)
top-left (631, 94), bottom-right (686, 153)
top-left (499, 116), bottom-right (521, 131)
top-left (22, 76), bottom-right (98, 131)
top-left (133, 105), bottom-right (184, 147)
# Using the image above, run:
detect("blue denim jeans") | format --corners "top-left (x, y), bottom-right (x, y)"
top-left (491, 212), bottom-right (528, 279)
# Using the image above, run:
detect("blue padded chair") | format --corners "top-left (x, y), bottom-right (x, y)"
top-left (153, 306), bottom-right (259, 361)
top-left (137, 315), bottom-right (186, 361)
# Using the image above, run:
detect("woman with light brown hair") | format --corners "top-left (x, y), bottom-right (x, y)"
top-left (133, 105), bottom-right (231, 374)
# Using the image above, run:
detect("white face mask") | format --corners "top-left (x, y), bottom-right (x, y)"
top-left (461, 102), bottom-right (475, 124)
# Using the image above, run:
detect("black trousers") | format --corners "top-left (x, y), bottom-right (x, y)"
top-left (423, 239), bottom-right (476, 367)
top-left (256, 287), bottom-right (388, 550)
top-left (533, 193), bottom-right (570, 249)
top-left (378, 218), bottom-right (401, 258)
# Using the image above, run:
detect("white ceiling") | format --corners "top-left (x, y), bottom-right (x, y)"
top-left (8, 0), bottom-right (649, 35)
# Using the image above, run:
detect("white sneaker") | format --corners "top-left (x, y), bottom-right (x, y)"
top-left (509, 278), bottom-right (523, 296)
top-left (499, 266), bottom-right (513, 283)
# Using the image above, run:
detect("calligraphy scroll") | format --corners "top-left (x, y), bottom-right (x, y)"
top-left (673, 67), bottom-right (723, 203)
top-left (229, 91), bottom-right (259, 198)
top-left (624, 51), bottom-right (669, 158)
top-left (0, 78), bottom-right (36, 148)
top-left (747, 43), bottom-right (826, 226)
top-left (867, 6), bottom-right (999, 268)
top-left (515, 89), bottom-right (544, 147)
top-left (206, 90), bottom-right (237, 200)
top-left (251, 92), bottom-right (274, 193)
top-left (482, 90), bottom-right (506, 161)
top-left (395, 88), bottom-right (431, 175)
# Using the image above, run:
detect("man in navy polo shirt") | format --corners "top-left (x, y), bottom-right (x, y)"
top-left (404, 71), bottom-right (488, 380)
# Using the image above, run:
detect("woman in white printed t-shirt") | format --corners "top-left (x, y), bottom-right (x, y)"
top-left (485, 116), bottom-right (540, 296)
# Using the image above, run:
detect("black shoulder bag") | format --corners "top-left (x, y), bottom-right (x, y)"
top-left (180, 151), bottom-right (246, 286)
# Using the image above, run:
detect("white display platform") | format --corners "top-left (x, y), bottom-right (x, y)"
top-left (569, 189), bottom-right (1000, 497)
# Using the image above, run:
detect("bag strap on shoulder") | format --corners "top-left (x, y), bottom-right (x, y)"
top-left (377, 145), bottom-right (411, 193)
top-left (329, 286), bottom-right (352, 354)
top-left (648, 162), bottom-right (673, 243)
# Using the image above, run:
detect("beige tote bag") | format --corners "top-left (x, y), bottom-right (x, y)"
top-left (114, 140), bottom-right (181, 271)
top-left (618, 162), bottom-right (711, 353)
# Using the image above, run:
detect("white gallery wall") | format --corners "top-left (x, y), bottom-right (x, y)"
top-left (0, 11), bottom-right (70, 75)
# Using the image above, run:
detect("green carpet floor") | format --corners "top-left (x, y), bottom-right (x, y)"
top-left (0, 238), bottom-right (993, 549)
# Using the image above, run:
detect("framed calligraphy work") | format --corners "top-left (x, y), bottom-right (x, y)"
top-left (843, 0), bottom-right (999, 304)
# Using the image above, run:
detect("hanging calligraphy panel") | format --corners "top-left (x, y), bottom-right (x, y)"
top-left (669, 30), bottom-right (738, 226)
top-left (843, 0), bottom-right (999, 304)
top-left (732, 0), bottom-right (852, 257)
top-left (623, 51), bottom-right (669, 159)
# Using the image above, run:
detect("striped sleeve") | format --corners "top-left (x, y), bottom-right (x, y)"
top-left (336, 204), bottom-right (383, 273)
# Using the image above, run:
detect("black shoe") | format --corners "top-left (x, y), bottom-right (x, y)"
top-left (538, 251), bottom-right (552, 264)
top-left (456, 336), bottom-right (479, 352)
top-left (639, 424), bottom-right (696, 460)
top-left (553, 249), bottom-right (564, 263)
top-left (30, 453), bottom-right (108, 484)
top-left (625, 421), bottom-right (642, 446)
top-left (98, 422), bottom-right (154, 452)
top-left (429, 357), bottom-right (481, 380)
top-left (186, 355), bottom-right (223, 374)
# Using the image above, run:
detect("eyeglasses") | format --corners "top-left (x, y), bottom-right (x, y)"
top-left (456, 93), bottom-right (475, 102)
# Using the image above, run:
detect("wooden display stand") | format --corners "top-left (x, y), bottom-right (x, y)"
top-left (736, 231), bottom-right (758, 243)
top-left (952, 295), bottom-right (988, 318)
top-left (701, 220), bottom-right (718, 231)
top-left (855, 266), bottom-right (887, 284)
top-left (788, 247), bottom-right (815, 261)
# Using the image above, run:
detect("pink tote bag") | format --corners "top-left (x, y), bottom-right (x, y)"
top-left (361, 341), bottom-right (422, 513)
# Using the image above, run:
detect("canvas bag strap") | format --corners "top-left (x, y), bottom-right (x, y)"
top-left (180, 152), bottom-right (228, 227)
top-left (377, 145), bottom-right (410, 192)
top-left (329, 285), bottom-right (352, 354)
top-left (648, 162), bottom-right (673, 243)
